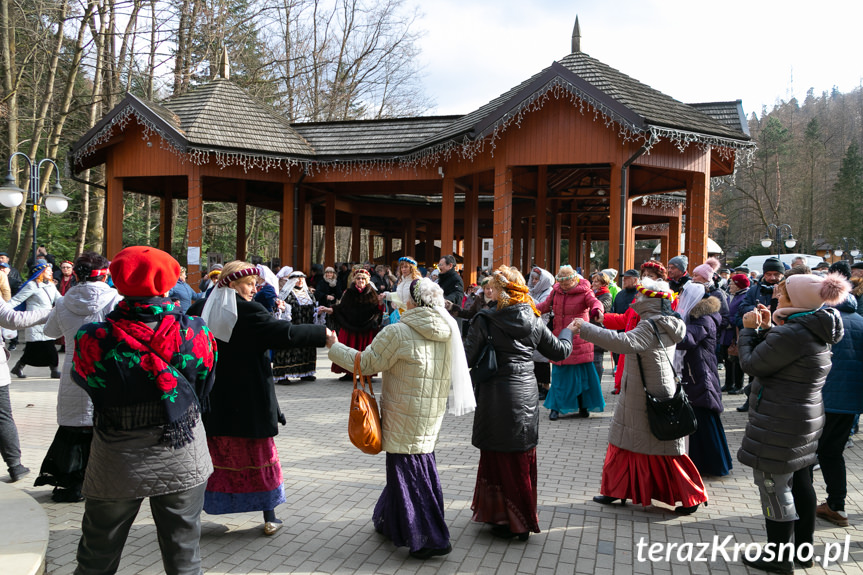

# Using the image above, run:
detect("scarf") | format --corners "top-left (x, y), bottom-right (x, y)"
top-left (493, 271), bottom-right (540, 316)
top-left (73, 297), bottom-right (217, 448)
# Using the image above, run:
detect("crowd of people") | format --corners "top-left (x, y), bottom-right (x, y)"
top-left (0, 243), bottom-right (861, 573)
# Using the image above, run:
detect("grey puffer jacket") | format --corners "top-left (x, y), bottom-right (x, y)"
top-left (43, 281), bottom-right (122, 426)
top-left (9, 280), bottom-right (58, 342)
top-left (737, 307), bottom-right (843, 474)
top-left (578, 297), bottom-right (687, 455)
top-left (466, 303), bottom-right (573, 452)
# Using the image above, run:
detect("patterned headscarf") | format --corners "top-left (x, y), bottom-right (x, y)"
top-left (491, 269), bottom-right (540, 316)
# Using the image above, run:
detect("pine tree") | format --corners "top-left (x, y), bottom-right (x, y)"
top-left (832, 141), bottom-right (863, 241)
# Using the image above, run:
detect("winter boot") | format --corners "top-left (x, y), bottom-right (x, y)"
top-left (741, 519), bottom-right (794, 573)
top-left (10, 361), bottom-right (25, 379)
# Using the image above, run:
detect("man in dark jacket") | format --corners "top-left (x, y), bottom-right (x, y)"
top-left (0, 252), bottom-right (22, 294)
top-left (815, 294), bottom-right (863, 527)
top-left (437, 254), bottom-right (464, 306)
top-left (611, 269), bottom-right (638, 315)
top-left (667, 255), bottom-right (690, 293)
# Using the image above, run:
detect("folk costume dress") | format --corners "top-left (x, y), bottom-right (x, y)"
top-left (188, 291), bottom-right (327, 516)
top-left (577, 293), bottom-right (708, 509)
top-left (329, 282), bottom-right (382, 376)
top-left (465, 284), bottom-right (573, 536)
top-left (535, 278), bottom-right (605, 415)
top-left (273, 274), bottom-right (318, 381)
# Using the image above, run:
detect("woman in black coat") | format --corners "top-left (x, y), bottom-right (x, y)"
top-left (737, 272), bottom-right (848, 573)
top-left (464, 266), bottom-right (573, 541)
top-left (189, 261), bottom-right (328, 536)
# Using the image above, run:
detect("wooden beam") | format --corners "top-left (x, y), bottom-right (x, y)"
top-left (536, 166), bottom-right (548, 269)
top-left (685, 160), bottom-right (710, 264)
top-left (463, 175), bottom-right (479, 285)
top-left (298, 188), bottom-right (312, 273)
top-left (279, 183), bottom-right (295, 267)
top-left (608, 164), bottom-right (623, 274)
top-left (236, 182), bottom-right (247, 262)
top-left (492, 158), bottom-right (513, 268)
top-left (441, 176), bottom-right (455, 257)
top-left (158, 188), bottom-right (173, 253)
top-left (351, 212), bottom-right (361, 262)
top-left (553, 211), bottom-right (563, 272)
top-left (325, 192), bottom-right (336, 267)
top-left (667, 204), bottom-right (682, 263)
top-left (569, 212), bottom-right (578, 268)
top-left (186, 167), bottom-right (203, 288)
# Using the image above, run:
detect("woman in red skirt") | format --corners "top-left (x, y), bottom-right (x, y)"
top-left (318, 267), bottom-right (382, 381)
top-left (574, 278), bottom-right (708, 515)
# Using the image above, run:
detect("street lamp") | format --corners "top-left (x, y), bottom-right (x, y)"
top-left (760, 224), bottom-right (797, 258)
top-left (833, 237), bottom-right (860, 263)
top-left (0, 153), bottom-right (70, 264)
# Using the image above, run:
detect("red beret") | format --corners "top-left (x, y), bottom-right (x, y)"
top-left (109, 246), bottom-right (181, 297)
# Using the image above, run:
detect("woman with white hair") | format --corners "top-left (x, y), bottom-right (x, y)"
top-left (273, 270), bottom-right (318, 382)
top-left (328, 277), bottom-right (474, 559)
top-left (573, 278), bottom-right (708, 515)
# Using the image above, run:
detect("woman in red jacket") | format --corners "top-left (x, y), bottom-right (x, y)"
top-left (536, 265), bottom-right (604, 420)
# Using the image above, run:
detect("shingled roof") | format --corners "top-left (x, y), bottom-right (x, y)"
top-left (71, 50), bottom-right (751, 169)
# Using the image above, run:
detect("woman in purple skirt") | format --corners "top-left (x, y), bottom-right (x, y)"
top-left (328, 277), bottom-right (475, 559)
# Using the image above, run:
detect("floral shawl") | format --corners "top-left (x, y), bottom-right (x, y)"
top-left (71, 297), bottom-right (218, 448)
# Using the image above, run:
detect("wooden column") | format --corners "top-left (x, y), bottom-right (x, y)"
top-left (569, 213), bottom-right (578, 268)
top-left (685, 160), bottom-right (711, 264)
top-left (626, 206), bottom-right (637, 268)
top-left (464, 175), bottom-right (479, 285)
top-left (608, 164), bottom-right (623, 274)
top-left (297, 188), bottom-right (312, 274)
top-left (324, 192), bottom-right (336, 267)
top-left (368, 231), bottom-right (375, 262)
top-left (105, 167), bottom-right (124, 259)
top-left (441, 176), bottom-right (455, 257)
top-left (668, 205), bottom-right (682, 263)
top-left (535, 166), bottom-right (548, 269)
top-left (186, 168), bottom-right (203, 288)
top-left (404, 219), bottom-right (416, 258)
top-left (553, 211), bottom-right (563, 271)
top-left (235, 182), bottom-right (247, 261)
top-left (351, 213), bottom-right (361, 262)
top-left (521, 217), bottom-right (530, 273)
top-left (383, 235), bottom-right (393, 266)
top-left (158, 188), bottom-right (173, 253)
top-left (279, 182), bottom-right (295, 266)
top-left (492, 158), bottom-right (513, 268)
top-left (583, 234), bottom-right (591, 274)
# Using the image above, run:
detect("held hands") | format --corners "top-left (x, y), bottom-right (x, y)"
top-left (568, 318), bottom-right (585, 334)
top-left (318, 306), bottom-right (333, 315)
top-left (325, 328), bottom-right (337, 348)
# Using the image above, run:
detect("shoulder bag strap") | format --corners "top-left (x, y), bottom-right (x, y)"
top-left (647, 319), bottom-right (681, 385)
top-left (353, 353), bottom-right (375, 398)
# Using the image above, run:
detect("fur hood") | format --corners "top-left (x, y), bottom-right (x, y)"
top-left (690, 294), bottom-right (722, 319)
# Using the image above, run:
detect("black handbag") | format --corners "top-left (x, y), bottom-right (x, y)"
top-left (634, 320), bottom-right (697, 441)
top-left (470, 313), bottom-right (498, 385)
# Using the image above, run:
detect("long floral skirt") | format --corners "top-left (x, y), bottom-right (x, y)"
top-left (471, 449), bottom-right (540, 534)
top-left (204, 436), bottom-right (285, 514)
top-left (373, 452), bottom-right (450, 552)
top-left (599, 443), bottom-right (708, 508)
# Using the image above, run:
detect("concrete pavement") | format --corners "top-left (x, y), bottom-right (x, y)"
top-left (2, 346), bottom-right (862, 574)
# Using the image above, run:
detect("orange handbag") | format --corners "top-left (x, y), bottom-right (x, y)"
top-left (348, 354), bottom-right (382, 454)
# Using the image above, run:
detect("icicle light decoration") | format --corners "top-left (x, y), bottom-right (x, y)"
top-left (73, 76), bottom-right (755, 178)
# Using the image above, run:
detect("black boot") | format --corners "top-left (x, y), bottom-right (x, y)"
top-left (741, 519), bottom-right (794, 573)
top-left (50, 368), bottom-right (62, 379)
top-left (10, 361), bottom-right (25, 379)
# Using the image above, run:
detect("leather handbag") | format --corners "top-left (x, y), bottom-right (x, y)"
top-left (348, 354), bottom-right (382, 454)
top-left (634, 320), bottom-right (698, 441)
top-left (470, 313), bottom-right (497, 385)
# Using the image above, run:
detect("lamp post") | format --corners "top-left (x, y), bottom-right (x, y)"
top-left (833, 237), bottom-right (860, 264)
top-left (760, 224), bottom-right (797, 259)
top-left (0, 153), bottom-right (70, 264)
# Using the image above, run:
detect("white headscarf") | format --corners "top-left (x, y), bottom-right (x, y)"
top-left (279, 271), bottom-right (313, 303)
top-left (257, 264), bottom-right (279, 291)
top-left (200, 266), bottom-right (259, 342)
top-left (528, 267), bottom-right (555, 304)
top-left (276, 266), bottom-right (294, 279)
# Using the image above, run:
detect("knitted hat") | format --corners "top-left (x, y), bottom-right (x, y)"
top-left (730, 273), bottom-right (750, 290)
top-left (640, 260), bottom-right (667, 279)
top-left (601, 268), bottom-right (618, 281)
top-left (692, 257), bottom-right (721, 283)
top-left (762, 257), bottom-right (785, 274)
top-left (829, 261), bottom-right (852, 279)
top-left (668, 255), bottom-right (688, 272)
top-left (109, 246), bottom-right (180, 297)
top-left (778, 273), bottom-right (850, 321)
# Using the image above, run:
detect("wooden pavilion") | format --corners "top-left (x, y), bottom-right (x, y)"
top-left (70, 21), bottom-right (753, 287)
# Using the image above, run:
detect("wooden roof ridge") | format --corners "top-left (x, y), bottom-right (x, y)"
top-left (291, 114), bottom-right (463, 128)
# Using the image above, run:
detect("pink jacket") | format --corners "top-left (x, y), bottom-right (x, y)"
top-left (536, 280), bottom-right (603, 365)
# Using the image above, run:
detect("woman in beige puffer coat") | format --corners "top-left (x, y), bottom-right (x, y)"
top-left (575, 279), bottom-right (709, 515)
top-left (328, 277), bottom-right (472, 560)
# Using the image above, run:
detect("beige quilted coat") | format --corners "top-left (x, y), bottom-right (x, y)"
top-left (578, 297), bottom-right (687, 456)
top-left (329, 305), bottom-right (452, 454)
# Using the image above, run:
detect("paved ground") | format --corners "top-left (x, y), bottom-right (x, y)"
top-left (3, 346), bottom-right (862, 574)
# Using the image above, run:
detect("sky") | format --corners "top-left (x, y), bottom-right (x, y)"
top-left (408, 0), bottom-right (863, 119)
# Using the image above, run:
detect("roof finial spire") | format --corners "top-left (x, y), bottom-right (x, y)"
top-left (219, 46), bottom-right (230, 80)
top-left (571, 15), bottom-right (581, 53)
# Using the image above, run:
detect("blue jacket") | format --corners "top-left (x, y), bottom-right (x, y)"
top-left (720, 288), bottom-right (749, 346)
top-left (822, 295), bottom-right (863, 414)
top-left (168, 279), bottom-right (202, 313)
top-left (735, 280), bottom-right (777, 328)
